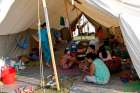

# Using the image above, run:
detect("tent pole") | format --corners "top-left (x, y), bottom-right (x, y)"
top-left (41, 0), bottom-right (60, 91)
top-left (37, 0), bottom-right (45, 92)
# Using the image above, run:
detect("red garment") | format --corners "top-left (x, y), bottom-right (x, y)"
top-left (104, 57), bottom-right (121, 73)
top-left (96, 31), bottom-right (105, 41)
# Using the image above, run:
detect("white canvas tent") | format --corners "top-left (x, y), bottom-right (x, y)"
top-left (0, 0), bottom-right (140, 79)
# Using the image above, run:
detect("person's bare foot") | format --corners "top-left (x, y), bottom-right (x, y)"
top-left (46, 63), bottom-right (50, 68)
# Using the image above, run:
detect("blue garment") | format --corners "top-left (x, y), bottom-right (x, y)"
top-left (54, 31), bottom-right (61, 39)
top-left (84, 58), bottom-right (110, 84)
top-left (93, 58), bottom-right (110, 84)
top-left (39, 28), bottom-right (51, 64)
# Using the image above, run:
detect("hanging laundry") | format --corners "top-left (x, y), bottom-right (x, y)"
top-left (65, 18), bottom-right (70, 28)
top-left (60, 16), bottom-right (65, 26)
top-left (15, 33), bottom-right (29, 49)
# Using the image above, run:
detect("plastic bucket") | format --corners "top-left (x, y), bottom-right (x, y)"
top-left (1, 67), bottom-right (16, 84)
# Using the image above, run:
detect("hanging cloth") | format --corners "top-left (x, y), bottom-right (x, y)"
top-left (60, 16), bottom-right (65, 26)
top-left (15, 32), bottom-right (29, 49)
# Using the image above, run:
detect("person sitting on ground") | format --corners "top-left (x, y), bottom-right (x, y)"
top-left (82, 53), bottom-right (110, 84)
top-left (75, 42), bottom-right (87, 63)
top-left (109, 34), bottom-right (119, 49)
top-left (89, 37), bottom-right (99, 51)
top-left (98, 45), bottom-right (112, 62)
top-left (53, 30), bottom-right (62, 43)
top-left (86, 45), bottom-right (96, 54)
top-left (59, 42), bottom-right (87, 69)
top-left (79, 45), bottom-right (96, 72)
top-left (59, 48), bottom-right (73, 69)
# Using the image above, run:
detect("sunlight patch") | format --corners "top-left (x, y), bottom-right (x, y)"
top-left (0, 0), bottom-right (15, 23)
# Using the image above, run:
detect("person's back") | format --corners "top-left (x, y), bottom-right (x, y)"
top-left (98, 45), bottom-right (112, 61)
top-left (40, 28), bottom-right (48, 43)
top-left (93, 58), bottom-right (110, 84)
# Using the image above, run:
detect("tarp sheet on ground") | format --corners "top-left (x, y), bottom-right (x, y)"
top-left (0, 0), bottom-right (140, 78)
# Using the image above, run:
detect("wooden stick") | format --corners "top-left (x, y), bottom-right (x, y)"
top-left (41, 0), bottom-right (60, 91)
top-left (37, 0), bottom-right (45, 92)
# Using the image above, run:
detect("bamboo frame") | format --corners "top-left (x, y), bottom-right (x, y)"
top-left (37, 0), bottom-right (45, 92)
top-left (41, 0), bottom-right (60, 91)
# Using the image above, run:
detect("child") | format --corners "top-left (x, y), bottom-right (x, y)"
top-left (59, 42), bottom-right (87, 69)
top-left (59, 48), bottom-right (73, 69)
top-left (82, 53), bottom-right (110, 84)
top-left (79, 45), bottom-right (96, 72)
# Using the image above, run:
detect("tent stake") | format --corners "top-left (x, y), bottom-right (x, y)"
top-left (41, 0), bottom-right (60, 91)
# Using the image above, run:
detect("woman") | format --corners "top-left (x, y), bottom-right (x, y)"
top-left (40, 23), bottom-right (51, 67)
top-left (32, 23), bottom-right (51, 67)
top-left (82, 53), bottom-right (110, 84)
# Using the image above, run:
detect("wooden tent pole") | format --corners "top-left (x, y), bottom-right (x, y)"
top-left (41, 0), bottom-right (60, 91)
top-left (37, 0), bottom-right (45, 92)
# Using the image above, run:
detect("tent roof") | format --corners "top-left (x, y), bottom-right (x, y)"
top-left (0, 0), bottom-right (140, 35)
top-left (71, 0), bottom-right (119, 27)
top-left (0, 0), bottom-right (79, 35)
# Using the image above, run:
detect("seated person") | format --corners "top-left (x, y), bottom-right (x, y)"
top-left (86, 45), bottom-right (96, 54)
top-left (89, 38), bottom-right (99, 46)
top-left (54, 31), bottom-right (62, 43)
top-left (59, 42), bottom-right (87, 69)
top-left (89, 37), bottom-right (99, 51)
top-left (59, 48), bottom-right (73, 69)
top-left (98, 45), bottom-right (112, 62)
top-left (109, 35), bottom-right (119, 49)
top-left (79, 45), bottom-right (96, 72)
top-left (82, 53), bottom-right (110, 84)
top-left (75, 42), bottom-right (88, 64)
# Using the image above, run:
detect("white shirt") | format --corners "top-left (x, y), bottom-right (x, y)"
top-left (99, 51), bottom-right (112, 61)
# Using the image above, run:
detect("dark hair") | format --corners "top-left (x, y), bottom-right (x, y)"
top-left (89, 45), bottom-right (95, 50)
top-left (100, 46), bottom-right (108, 58)
top-left (77, 25), bottom-right (80, 29)
top-left (41, 22), bottom-right (46, 28)
top-left (86, 53), bottom-right (97, 61)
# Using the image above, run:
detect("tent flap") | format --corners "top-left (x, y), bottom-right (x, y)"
top-left (119, 14), bottom-right (140, 78)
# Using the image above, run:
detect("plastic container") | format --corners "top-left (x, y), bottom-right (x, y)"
top-left (1, 67), bottom-right (16, 84)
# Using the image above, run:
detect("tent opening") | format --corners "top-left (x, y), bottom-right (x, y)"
top-left (73, 14), bottom-right (95, 40)
top-left (0, 0), bottom-right (15, 23)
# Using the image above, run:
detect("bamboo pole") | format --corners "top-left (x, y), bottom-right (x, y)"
top-left (37, 0), bottom-right (45, 92)
top-left (41, 0), bottom-right (60, 91)
top-left (37, 0), bottom-right (44, 87)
